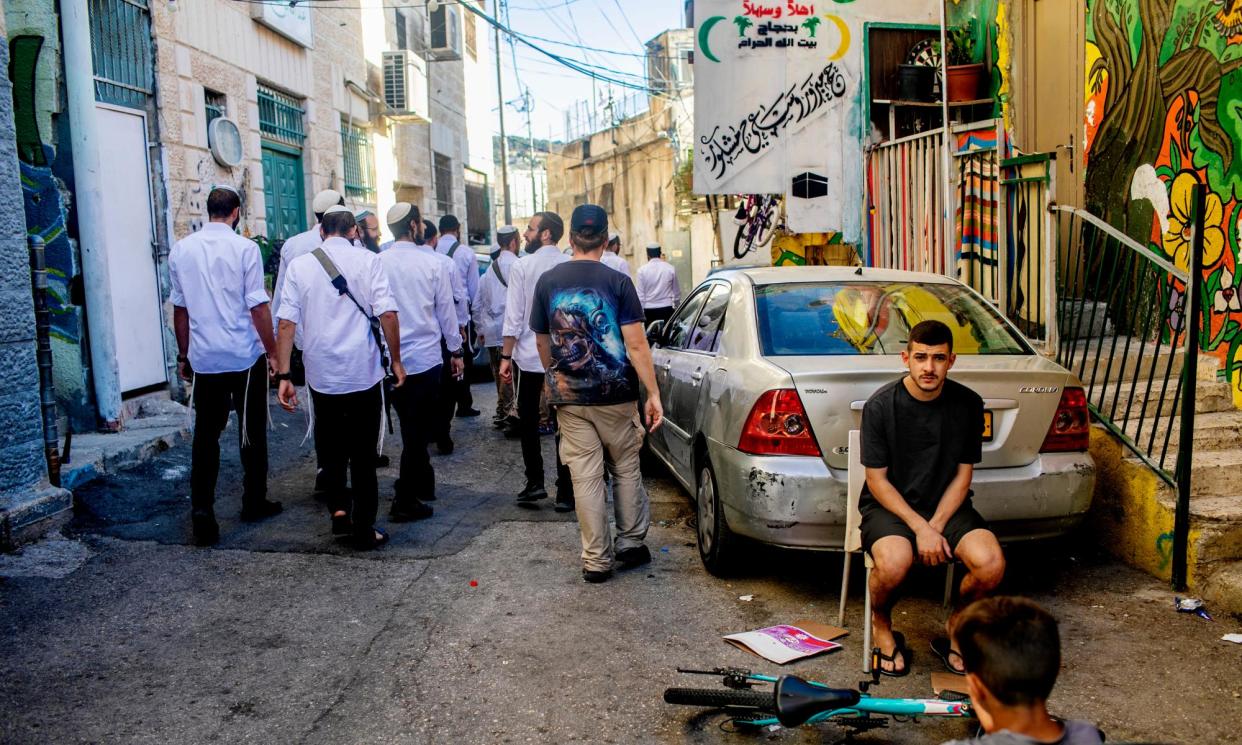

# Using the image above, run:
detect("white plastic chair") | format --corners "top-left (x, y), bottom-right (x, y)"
top-left (837, 429), bottom-right (955, 673)
top-left (837, 429), bottom-right (873, 672)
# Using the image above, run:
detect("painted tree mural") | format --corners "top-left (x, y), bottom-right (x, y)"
top-left (1085, 0), bottom-right (1242, 403)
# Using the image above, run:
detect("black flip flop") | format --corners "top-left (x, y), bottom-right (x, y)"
top-left (931, 636), bottom-right (966, 676)
top-left (874, 631), bottom-right (912, 677)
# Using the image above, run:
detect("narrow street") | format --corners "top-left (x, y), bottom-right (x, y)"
top-left (1, 384), bottom-right (1238, 744)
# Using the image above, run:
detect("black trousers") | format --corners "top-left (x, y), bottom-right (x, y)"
top-left (392, 364), bottom-right (441, 506)
top-left (191, 354), bottom-right (268, 515)
top-left (515, 365), bottom-right (572, 497)
top-left (310, 383), bottom-right (382, 538)
top-left (645, 306), bottom-right (675, 325)
top-left (437, 343), bottom-right (474, 438)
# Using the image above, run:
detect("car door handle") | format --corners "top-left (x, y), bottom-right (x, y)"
top-left (661, 362), bottom-right (671, 372)
top-left (690, 371), bottom-right (704, 382)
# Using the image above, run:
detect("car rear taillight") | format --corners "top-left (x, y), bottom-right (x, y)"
top-left (1040, 387), bottom-right (1090, 452)
top-left (738, 389), bottom-right (822, 457)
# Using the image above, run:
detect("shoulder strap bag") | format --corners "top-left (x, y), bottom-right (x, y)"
top-left (310, 247), bottom-right (391, 376)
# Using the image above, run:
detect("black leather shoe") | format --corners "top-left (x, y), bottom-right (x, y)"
top-left (192, 512), bottom-right (219, 546)
top-left (582, 568), bottom-right (612, 583)
top-left (390, 500), bottom-right (434, 522)
top-left (457, 407), bottom-right (481, 418)
top-left (436, 438), bottom-right (455, 455)
top-left (516, 483), bottom-right (548, 502)
top-left (239, 500), bottom-right (283, 522)
top-left (616, 545), bottom-right (651, 568)
top-left (553, 499), bottom-right (575, 513)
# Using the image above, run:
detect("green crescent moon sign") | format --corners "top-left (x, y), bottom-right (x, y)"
top-left (698, 15), bottom-right (726, 63)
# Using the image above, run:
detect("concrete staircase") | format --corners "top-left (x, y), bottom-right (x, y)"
top-left (1082, 344), bottom-right (1242, 617)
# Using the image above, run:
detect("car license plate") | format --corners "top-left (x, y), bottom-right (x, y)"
top-left (982, 410), bottom-right (994, 441)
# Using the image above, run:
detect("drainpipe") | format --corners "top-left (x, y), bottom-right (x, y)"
top-left (61, 0), bottom-right (122, 428)
top-left (939, 0), bottom-right (954, 275)
top-left (29, 236), bottom-right (61, 487)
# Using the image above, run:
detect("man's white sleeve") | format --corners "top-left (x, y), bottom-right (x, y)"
top-left (502, 261), bottom-right (526, 338)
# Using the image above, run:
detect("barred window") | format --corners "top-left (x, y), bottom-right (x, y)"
top-left (257, 84), bottom-right (305, 147)
top-left (341, 121), bottom-right (375, 201)
top-left (434, 152), bottom-right (453, 214)
top-left (204, 89), bottom-right (227, 143)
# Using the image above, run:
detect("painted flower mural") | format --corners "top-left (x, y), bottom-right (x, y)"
top-left (1162, 172), bottom-right (1225, 273)
top-left (1087, 0), bottom-right (1242, 405)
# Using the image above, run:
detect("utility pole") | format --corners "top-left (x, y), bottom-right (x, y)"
top-left (525, 89), bottom-right (539, 213)
top-left (493, 0), bottom-right (512, 224)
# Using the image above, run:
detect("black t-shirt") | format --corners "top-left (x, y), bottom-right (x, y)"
top-left (530, 259), bottom-right (646, 406)
top-left (860, 377), bottom-right (984, 514)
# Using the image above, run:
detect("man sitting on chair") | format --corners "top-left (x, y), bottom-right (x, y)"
top-left (860, 319), bottom-right (1005, 676)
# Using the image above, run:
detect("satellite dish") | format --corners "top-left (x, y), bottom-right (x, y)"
top-left (208, 117), bottom-right (244, 169)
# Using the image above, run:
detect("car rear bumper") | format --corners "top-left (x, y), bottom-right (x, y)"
top-left (707, 440), bottom-right (1095, 550)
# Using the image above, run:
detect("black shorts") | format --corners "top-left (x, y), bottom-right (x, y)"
top-left (860, 502), bottom-right (990, 555)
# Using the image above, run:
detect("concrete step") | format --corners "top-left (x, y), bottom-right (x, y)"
top-left (1201, 561), bottom-right (1242, 618)
top-left (1063, 341), bottom-right (1219, 385)
top-left (1122, 448), bottom-right (1242, 497)
top-left (1091, 375), bottom-right (1236, 420)
top-left (1118, 410), bottom-right (1242, 455)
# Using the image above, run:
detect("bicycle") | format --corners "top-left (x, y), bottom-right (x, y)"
top-left (732, 194), bottom-right (782, 259)
top-left (663, 664), bottom-right (974, 740)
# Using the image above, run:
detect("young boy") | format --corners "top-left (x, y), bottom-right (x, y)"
top-left (942, 597), bottom-right (1103, 745)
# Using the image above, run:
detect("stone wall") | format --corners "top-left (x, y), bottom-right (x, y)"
top-left (0, 15), bottom-right (71, 545)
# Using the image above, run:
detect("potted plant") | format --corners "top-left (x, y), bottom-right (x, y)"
top-left (945, 26), bottom-right (986, 102)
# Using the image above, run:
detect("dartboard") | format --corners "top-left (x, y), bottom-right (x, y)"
top-left (907, 38), bottom-right (943, 87)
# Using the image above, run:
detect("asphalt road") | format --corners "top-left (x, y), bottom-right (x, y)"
top-left (1, 383), bottom-right (1239, 744)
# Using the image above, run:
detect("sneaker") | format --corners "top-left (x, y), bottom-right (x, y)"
top-left (389, 500), bottom-right (434, 522)
top-left (192, 512), bottom-right (219, 546)
top-left (436, 438), bottom-right (455, 455)
top-left (239, 500), bottom-right (283, 522)
top-left (553, 499), bottom-right (575, 513)
top-left (457, 407), bottom-right (482, 418)
top-left (616, 545), bottom-right (651, 568)
top-left (582, 568), bottom-right (613, 583)
top-left (516, 483), bottom-right (548, 502)
top-left (538, 423), bottom-right (555, 436)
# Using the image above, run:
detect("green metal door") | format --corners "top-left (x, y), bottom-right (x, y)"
top-left (262, 144), bottom-right (306, 241)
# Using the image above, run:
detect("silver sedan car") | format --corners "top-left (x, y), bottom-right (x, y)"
top-left (644, 267), bottom-right (1095, 575)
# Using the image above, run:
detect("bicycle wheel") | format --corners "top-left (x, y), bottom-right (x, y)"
top-left (663, 687), bottom-right (775, 710)
top-left (733, 224), bottom-right (754, 260)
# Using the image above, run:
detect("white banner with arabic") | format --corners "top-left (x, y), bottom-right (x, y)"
top-left (693, 0), bottom-right (937, 236)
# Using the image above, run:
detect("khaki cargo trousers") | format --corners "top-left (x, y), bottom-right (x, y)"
top-left (556, 402), bottom-right (651, 572)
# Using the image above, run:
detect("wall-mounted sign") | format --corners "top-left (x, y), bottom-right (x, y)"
top-left (250, 2), bottom-right (313, 49)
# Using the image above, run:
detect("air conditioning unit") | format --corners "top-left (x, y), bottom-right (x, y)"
top-left (382, 50), bottom-right (430, 122)
top-left (429, 4), bottom-right (462, 60)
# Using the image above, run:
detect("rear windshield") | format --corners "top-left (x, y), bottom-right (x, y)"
top-left (754, 281), bottom-right (1030, 356)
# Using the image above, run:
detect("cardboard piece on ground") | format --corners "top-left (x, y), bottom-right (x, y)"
top-left (931, 672), bottom-right (971, 696)
top-left (724, 619), bottom-right (848, 665)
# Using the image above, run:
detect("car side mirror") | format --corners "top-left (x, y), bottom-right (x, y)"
top-left (646, 319), bottom-right (665, 347)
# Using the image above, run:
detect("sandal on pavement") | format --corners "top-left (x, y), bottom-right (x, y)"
top-left (331, 511), bottom-right (352, 536)
top-left (875, 631), bottom-right (911, 677)
top-left (352, 527), bottom-right (389, 551)
top-left (931, 636), bottom-right (966, 675)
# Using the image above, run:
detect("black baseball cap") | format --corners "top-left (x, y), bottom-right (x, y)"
top-left (570, 204), bottom-right (608, 237)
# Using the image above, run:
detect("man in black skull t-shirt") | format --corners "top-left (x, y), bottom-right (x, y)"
top-left (860, 320), bottom-right (1005, 677)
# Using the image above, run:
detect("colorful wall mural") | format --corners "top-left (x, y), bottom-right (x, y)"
top-left (1085, 0), bottom-right (1242, 405)
top-left (8, 29), bottom-right (93, 429)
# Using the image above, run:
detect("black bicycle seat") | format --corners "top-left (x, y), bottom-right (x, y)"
top-left (775, 675), bottom-right (862, 728)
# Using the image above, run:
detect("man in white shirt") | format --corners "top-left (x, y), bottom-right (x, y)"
top-left (601, 232), bottom-right (630, 277)
top-left (635, 243), bottom-right (681, 325)
top-left (436, 214), bottom-right (481, 421)
top-left (379, 202), bottom-right (464, 521)
top-left (270, 189), bottom-right (344, 489)
top-left (473, 225), bottom-right (520, 430)
top-left (274, 208), bottom-right (405, 551)
top-left (498, 211), bottom-right (574, 508)
top-left (169, 186), bottom-right (281, 546)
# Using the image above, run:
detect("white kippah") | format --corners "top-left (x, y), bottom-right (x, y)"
top-left (609, 232), bottom-right (620, 243)
top-left (647, 243), bottom-right (661, 251)
top-left (386, 202), bottom-right (413, 225)
top-left (497, 224), bottom-right (518, 236)
top-left (323, 205), bottom-right (351, 215)
top-left (312, 189), bottom-right (344, 214)
top-left (209, 184), bottom-right (239, 197)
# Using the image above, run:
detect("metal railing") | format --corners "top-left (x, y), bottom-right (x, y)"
top-left (997, 153), bottom-right (1055, 345)
top-left (866, 127), bottom-right (949, 275)
top-left (1052, 191), bottom-right (1203, 590)
top-left (258, 85), bottom-right (306, 147)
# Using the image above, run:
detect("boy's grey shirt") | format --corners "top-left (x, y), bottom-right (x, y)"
top-left (942, 720), bottom-right (1103, 745)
